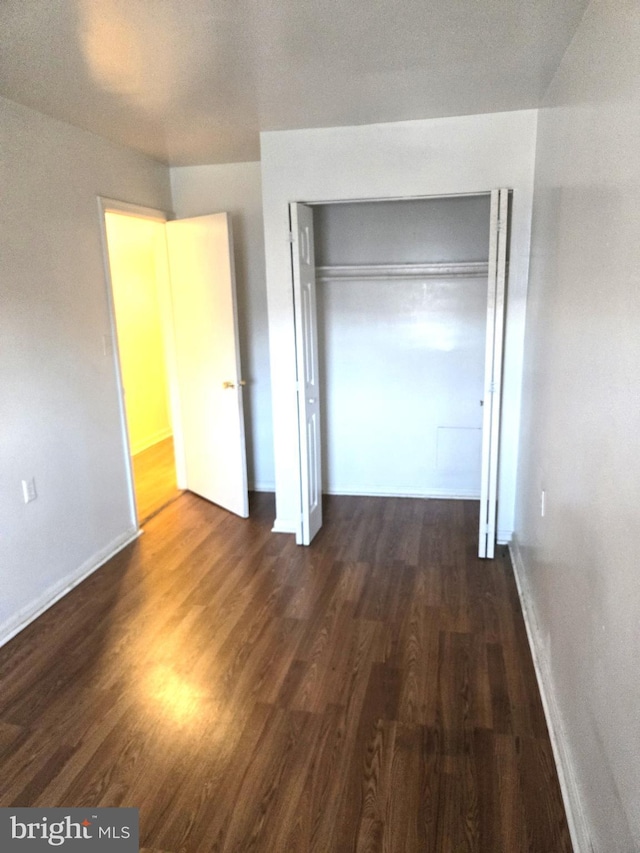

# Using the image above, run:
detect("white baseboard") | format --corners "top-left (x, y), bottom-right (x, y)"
top-left (250, 482), bottom-right (275, 493)
top-left (497, 528), bottom-right (513, 545)
top-left (324, 486), bottom-right (481, 500)
top-left (271, 518), bottom-right (296, 534)
top-left (0, 527), bottom-right (141, 650)
top-left (509, 536), bottom-right (592, 853)
top-left (131, 427), bottom-right (173, 456)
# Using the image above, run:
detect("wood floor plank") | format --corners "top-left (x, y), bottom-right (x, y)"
top-left (219, 709), bottom-right (322, 853)
top-left (473, 727), bottom-right (503, 852)
top-left (419, 726), bottom-right (445, 851)
top-left (518, 735), bottom-right (573, 853)
top-left (384, 722), bottom-right (427, 852)
top-left (132, 436), bottom-right (181, 524)
top-left (493, 732), bottom-right (529, 853)
top-left (486, 642), bottom-right (513, 735)
top-left (353, 718), bottom-right (397, 853)
top-left (0, 493), bottom-right (573, 852)
top-left (0, 720), bottom-right (24, 757)
top-left (396, 601), bottom-right (440, 726)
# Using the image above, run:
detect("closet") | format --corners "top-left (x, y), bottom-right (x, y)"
top-left (290, 190), bottom-right (510, 556)
top-left (313, 195), bottom-right (491, 501)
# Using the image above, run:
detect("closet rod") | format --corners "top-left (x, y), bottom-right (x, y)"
top-left (316, 261), bottom-right (489, 282)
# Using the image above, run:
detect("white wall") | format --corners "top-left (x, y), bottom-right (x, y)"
top-left (169, 163), bottom-right (274, 491)
top-left (0, 96), bottom-right (171, 646)
top-left (513, 1), bottom-right (640, 850)
top-left (315, 196), bottom-right (490, 498)
top-left (261, 111), bottom-right (538, 537)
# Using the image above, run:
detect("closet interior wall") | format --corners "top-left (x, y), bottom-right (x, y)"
top-left (313, 195), bottom-right (491, 499)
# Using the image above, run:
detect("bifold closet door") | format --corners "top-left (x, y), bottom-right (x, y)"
top-left (478, 189), bottom-right (510, 559)
top-left (291, 202), bottom-right (322, 545)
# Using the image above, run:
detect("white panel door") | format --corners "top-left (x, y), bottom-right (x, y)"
top-left (291, 203), bottom-right (322, 545)
top-left (479, 189), bottom-right (510, 558)
top-left (165, 213), bottom-right (248, 518)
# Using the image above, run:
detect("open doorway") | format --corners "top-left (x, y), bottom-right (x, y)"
top-left (99, 198), bottom-right (250, 528)
top-left (104, 210), bottom-right (182, 525)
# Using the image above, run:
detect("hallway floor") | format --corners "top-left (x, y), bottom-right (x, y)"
top-left (132, 436), bottom-right (181, 524)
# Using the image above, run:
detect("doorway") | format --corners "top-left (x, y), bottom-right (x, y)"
top-left (99, 198), bottom-right (250, 529)
top-left (290, 190), bottom-right (510, 557)
top-left (104, 209), bottom-right (182, 525)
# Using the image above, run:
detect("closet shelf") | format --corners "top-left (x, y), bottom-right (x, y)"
top-left (315, 261), bottom-right (489, 282)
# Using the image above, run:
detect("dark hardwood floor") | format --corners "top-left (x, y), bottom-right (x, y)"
top-left (0, 493), bottom-right (573, 852)
top-left (132, 436), bottom-right (182, 524)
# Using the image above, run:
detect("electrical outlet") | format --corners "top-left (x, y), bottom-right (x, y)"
top-left (540, 489), bottom-right (546, 518)
top-left (22, 478), bottom-right (37, 504)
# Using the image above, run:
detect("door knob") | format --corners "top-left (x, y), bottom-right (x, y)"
top-left (223, 381), bottom-right (235, 389)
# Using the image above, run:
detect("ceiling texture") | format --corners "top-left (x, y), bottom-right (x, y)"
top-left (0, 0), bottom-right (590, 165)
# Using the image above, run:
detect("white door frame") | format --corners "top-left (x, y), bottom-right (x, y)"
top-left (97, 196), bottom-right (175, 533)
top-left (289, 189), bottom-right (510, 554)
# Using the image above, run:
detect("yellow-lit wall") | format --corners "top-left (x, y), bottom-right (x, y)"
top-left (106, 212), bottom-right (172, 455)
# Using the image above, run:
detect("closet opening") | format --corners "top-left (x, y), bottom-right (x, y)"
top-left (290, 190), bottom-right (510, 557)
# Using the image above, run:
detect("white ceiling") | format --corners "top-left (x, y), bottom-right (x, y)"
top-left (0, 0), bottom-right (589, 166)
